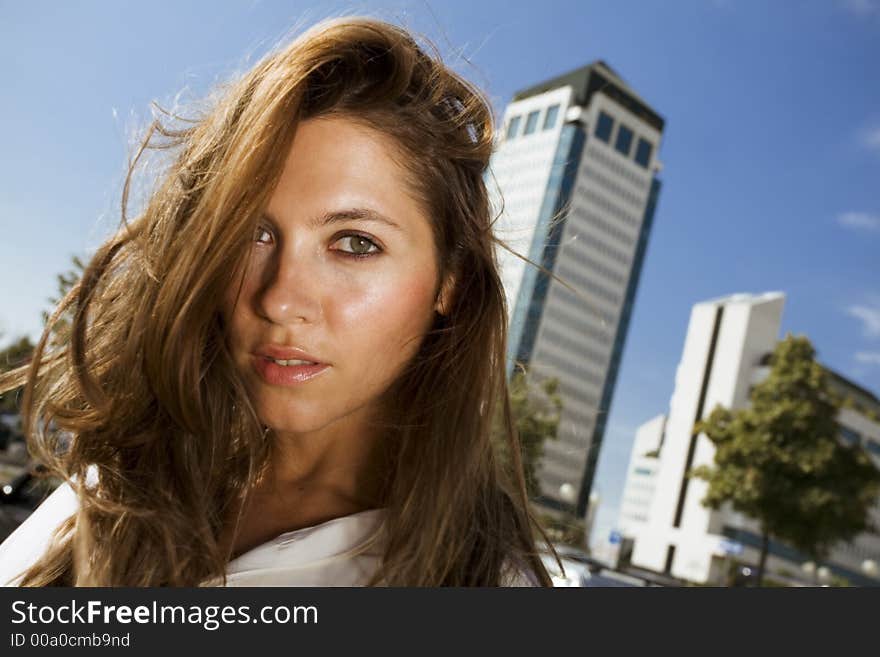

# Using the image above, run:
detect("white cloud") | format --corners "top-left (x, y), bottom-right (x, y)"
top-left (847, 304), bottom-right (880, 338)
top-left (837, 211), bottom-right (880, 231)
top-left (842, 0), bottom-right (880, 16)
top-left (855, 351), bottom-right (880, 366)
top-left (862, 126), bottom-right (880, 151)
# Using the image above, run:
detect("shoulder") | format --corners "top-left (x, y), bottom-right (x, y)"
top-left (500, 556), bottom-right (542, 587)
top-left (0, 481), bottom-right (78, 586)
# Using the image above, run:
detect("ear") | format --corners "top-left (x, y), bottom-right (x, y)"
top-left (434, 272), bottom-right (456, 316)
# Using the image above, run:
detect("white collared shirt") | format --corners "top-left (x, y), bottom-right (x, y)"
top-left (0, 480), bottom-right (537, 587)
top-left (0, 481), bottom-right (384, 587)
top-left (205, 507), bottom-right (386, 587)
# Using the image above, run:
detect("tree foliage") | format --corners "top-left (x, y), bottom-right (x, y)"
top-left (41, 254), bottom-right (85, 348)
top-left (538, 511), bottom-right (588, 550)
top-left (494, 368), bottom-right (563, 500)
top-left (0, 335), bottom-right (35, 416)
top-left (0, 254), bottom-right (83, 418)
top-left (692, 334), bottom-right (880, 584)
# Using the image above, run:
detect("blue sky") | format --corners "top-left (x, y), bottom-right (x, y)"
top-left (1, 1), bottom-right (878, 548)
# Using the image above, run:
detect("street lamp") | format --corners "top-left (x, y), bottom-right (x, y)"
top-left (801, 561), bottom-right (816, 585)
top-left (559, 483), bottom-right (576, 504)
top-left (584, 491), bottom-right (600, 548)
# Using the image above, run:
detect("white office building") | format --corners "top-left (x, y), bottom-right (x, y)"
top-left (619, 414), bottom-right (665, 531)
top-left (618, 292), bottom-right (880, 585)
top-left (487, 62), bottom-right (665, 516)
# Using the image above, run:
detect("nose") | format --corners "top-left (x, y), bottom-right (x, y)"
top-left (254, 246), bottom-right (323, 326)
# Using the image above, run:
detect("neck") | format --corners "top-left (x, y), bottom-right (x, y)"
top-left (218, 404), bottom-right (395, 560)
top-left (258, 404), bottom-right (391, 513)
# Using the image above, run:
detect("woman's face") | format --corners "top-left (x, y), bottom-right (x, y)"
top-left (223, 115), bottom-right (444, 436)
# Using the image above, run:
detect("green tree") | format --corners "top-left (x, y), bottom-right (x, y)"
top-left (692, 334), bottom-right (880, 586)
top-left (0, 253), bottom-right (83, 421)
top-left (0, 334), bottom-right (35, 416)
top-left (41, 254), bottom-right (85, 347)
top-left (494, 368), bottom-right (563, 500)
top-left (537, 511), bottom-right (588, 550)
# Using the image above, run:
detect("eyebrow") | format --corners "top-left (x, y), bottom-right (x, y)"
top-left (264, 207), bottom-right (402, 231)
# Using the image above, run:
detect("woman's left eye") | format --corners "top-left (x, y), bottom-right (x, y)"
top-left (332, 234), bottom-right (381, 258)
top-left (253, 225), bottom-right (274, 245)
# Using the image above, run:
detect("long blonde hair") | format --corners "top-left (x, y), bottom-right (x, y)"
top-left (0, 16), bottom-right (553, 586)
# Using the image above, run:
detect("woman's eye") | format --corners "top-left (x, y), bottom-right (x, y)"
top-left (332, 234), bottom-right (381, 257)
top-left (253, 226), bottom-right (273, 245)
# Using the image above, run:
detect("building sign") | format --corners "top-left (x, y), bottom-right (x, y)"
top-left (719, 538), bottom-right (744, 556)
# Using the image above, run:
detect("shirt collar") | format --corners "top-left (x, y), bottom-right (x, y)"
top-left (225, 508), bottom-right (386, 574)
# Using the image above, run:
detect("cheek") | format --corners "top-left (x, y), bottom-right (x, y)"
top-left (331, 271), bottom-right (437, 363)
top-left (221, 272), bottom-right (258, 353)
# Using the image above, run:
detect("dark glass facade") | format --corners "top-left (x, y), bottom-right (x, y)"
top-left (615, 123), bottom-right (634, 156)
top-left (635, 137), bottom-right (653, 168)
top-left (595, 111), bottom-right (614, 143)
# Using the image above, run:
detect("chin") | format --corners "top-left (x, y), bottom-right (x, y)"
top-left (256, 404), bottom-right (336, 436)
top-left (260, 415), bottom-right (325, 436)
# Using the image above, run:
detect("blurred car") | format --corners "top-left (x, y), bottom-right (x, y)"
top-left (0, 463), bottom-right (52, 507)
top-left (0, 463), bottom-right (56, 543)
top-left (585, 569), bottom-right (650, 587)
top-left (540, 553), bottom-right (591, 587)
top-left (544, 545), bottom-right (653, 587)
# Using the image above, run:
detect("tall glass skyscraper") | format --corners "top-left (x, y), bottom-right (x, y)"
top-left (488, 61), bottom-right (665, 517)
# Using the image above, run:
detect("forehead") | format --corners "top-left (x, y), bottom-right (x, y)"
top-left (266, 115), bottom-right (427, 229)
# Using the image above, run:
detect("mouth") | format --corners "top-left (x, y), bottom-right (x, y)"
top-left (254, 344), bottom-right (326, 364)
top-left (251, 355), bottom-right (330, 387)
top-left (261, 356), bottom-right (320, 366)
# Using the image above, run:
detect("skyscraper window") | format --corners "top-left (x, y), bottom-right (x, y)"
top-left (594, 111), bottom-right (614, 143)
top-left (615, 123), bottom-right (634, 156)
top-left (524, 110), bottom-right (540, 135)
top-left (506, 115), bottom-right (521, 140)
top-left (543, 104), bottom-right (560, 130)
top-left (635, 137), bottom-right (653, 168)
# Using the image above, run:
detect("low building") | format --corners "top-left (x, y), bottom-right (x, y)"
top-left (617, 292), bottom-right (880, 585)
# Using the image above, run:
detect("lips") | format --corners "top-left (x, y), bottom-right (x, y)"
top-left (251, 344), bottom-right (330, 387)
top-left (255, 344), bottom-right (326, 364)
top-left (252, 356), bottom-right (330, 386)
